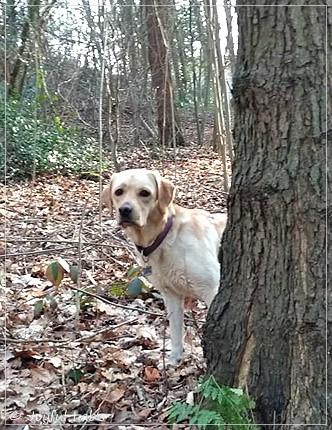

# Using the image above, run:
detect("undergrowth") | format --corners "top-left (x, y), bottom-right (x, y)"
top-left (168, 375), bottom-right (258, 429)
top-left (0, 92), bottom-right (103, 180)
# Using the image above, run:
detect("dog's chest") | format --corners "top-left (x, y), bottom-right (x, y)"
top-left (138, 247), bottom-right (195, 296)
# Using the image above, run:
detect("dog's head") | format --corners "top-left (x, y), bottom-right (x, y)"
top-left (103, 169), bottom-right (175, 228)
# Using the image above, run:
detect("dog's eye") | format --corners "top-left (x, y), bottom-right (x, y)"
top-left (139, 190), bottom-right (150, 197)
top-left (115, 189), bottom-right (124, 196)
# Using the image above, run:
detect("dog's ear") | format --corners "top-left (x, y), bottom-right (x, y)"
top-left (102, 181), bottom-right (113, 213)
top-left (152, 171), bottom-right (175, 214)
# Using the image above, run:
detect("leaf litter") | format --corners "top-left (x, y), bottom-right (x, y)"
top-left (1, 146), bottom-right (228, 429)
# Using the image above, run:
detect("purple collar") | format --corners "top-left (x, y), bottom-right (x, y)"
top-left (136, 215), bottom-right (174, 257)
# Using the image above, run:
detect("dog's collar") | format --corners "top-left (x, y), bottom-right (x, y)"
top-left (136, 215), bottom-right (174, 257)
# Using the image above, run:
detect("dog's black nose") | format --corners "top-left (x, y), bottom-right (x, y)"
top-left (119, 203), bottom-right (133, 219)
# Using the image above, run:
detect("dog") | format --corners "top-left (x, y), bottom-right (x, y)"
top-left (103, 169), bottom-right (227, 364)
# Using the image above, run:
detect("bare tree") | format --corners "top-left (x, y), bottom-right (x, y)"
top-left (204, 0), bottom-right (230, 191)
top-left (224, 0), bottom-right (236, 77)
top-left (4, 0), bottom-right (55, 97)
top-left (145, 0), bottom-right (185, 147)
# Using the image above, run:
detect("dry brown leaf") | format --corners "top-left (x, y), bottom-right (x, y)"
top-left (144, 366), bottom-right (161, 382)
top-left (108, 387), bottom-right (126, 403)
top-left (13, 349), bottom-right (43, 360)
top-left (137, 407), bottom-right (154, 421)
top-left (30, 366), bottom-right (58, 384)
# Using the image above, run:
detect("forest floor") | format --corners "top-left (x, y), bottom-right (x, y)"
top-left (1, 144), bottom-right (229, 429)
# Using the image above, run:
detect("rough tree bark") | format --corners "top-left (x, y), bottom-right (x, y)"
top-left (145, 0), bottom-right (185, 147)
top-left (204, 2), bottom-right (331, 428)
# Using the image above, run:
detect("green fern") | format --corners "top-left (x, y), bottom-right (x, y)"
top-left (168, 376), bottom-right (257, 429)
top-left (169, 403), bottom-right (226, 429)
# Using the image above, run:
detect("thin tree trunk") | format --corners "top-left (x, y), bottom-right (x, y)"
top-left (145, 0), bottom-right (185, 147)
top-left (224, 0), bottom-right (236, 77)
top-left (139, 0), bottom-right (149, 97)
top-left (205, 0), bottom-right (229, 191)
top-left (201, 40), bottom-right (212, 142)
top-left (213, 2), bottom-right (233, 164)
top-left (189, 0), bottom-right (202, 146)
top-left (171, 0), bottom-right (189, 105)
top-left (9, 19), bottom-right (30, 96)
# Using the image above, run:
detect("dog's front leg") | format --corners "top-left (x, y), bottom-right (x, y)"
top-left (163, 292), bottom-right (184, 364)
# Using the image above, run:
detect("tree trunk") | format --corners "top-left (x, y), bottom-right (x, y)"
top-left (145, 0), bottom-right (185, 147)
top-left (204, 3), bottom-right (331, 428)
top-left (189, 1), bottom-right (202, 146)
top-left (8, 19), bottom-right (30, 96)
top-left (205, 0), bottom-right (229, 191)
top-left (224, 0), bottom-right (236, 77)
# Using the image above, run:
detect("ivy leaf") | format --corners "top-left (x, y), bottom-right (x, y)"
top-left (127, 266), bottom-right (141, 279)
top-left (69, 265), bottom-right (80, 283)
top-left (46, 261), bottom-right (64, 287)
top-left (45, 294), bottom-right (58, 310)
top-left (66, 368), bottom-right (85, 383)
top-left (33, 299), bottom-right (44, 318)
top-left (127, 277), bottom-right (145, 297)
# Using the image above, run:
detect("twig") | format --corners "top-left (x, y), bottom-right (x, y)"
top-left (79, 317), bottom-right (141, 341)
top-left (139, 116), bottom-right (158, 138)
top-left (99, 252), bottom-right (129, 267)
top-left (0, 317), bottom-right (142, 345)
top-left (75, 201), bottom-right (87, 328)
top-left (161, 321), bottom-right (169, 395)
top-left (66, 283), bottom-right (163, 317)
top-left (61, 359), bottom-right (67, 397)
top-left (0, 237), bottom-right (130, 249)
top-left (0, 238), bottom-right (80, 244)
top-left (1, 246), bottom-right (77, 259)
top-left (0, 337), bottom-right (71, 344)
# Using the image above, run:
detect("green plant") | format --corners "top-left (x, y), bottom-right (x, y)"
top-left (0, 90), bottom-right (106, 179)
top-left (168, 375), bottom-right (257, 429)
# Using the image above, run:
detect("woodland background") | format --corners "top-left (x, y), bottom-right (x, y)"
top-left (1, 0), bottom-right (234, 186)
top-left (1, 0), bottom-right (235, 428)
top-left (1, 1), bottom-right (330, 429)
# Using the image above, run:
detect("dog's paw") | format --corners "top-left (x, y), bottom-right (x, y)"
top-left (168, 350), bottom-right (183, 365)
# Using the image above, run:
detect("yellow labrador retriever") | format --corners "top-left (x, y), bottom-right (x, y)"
top-left (103, 169), bottom-right (227, 364)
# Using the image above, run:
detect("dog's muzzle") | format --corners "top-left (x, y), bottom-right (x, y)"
top-left (119, 203), bottom-right (134, 224)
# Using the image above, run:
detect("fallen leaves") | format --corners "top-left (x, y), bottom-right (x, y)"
top-left (1, 146), bottom-right (227, 427)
